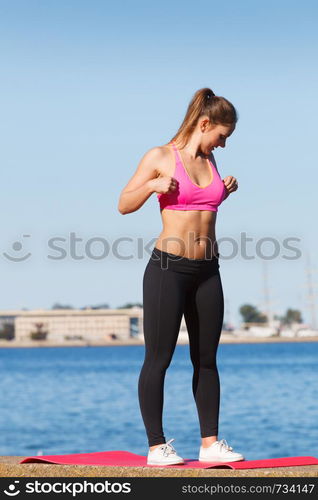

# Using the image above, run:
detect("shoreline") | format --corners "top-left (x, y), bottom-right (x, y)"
top-left (0, 335), bottom-right (317, 348)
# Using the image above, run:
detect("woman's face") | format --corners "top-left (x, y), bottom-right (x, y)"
top-left (203, 123), bottom-right (236, 154)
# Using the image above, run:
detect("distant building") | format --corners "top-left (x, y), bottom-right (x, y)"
top-left (0, 312), bottom-right (17, 329)
top-left (0, 307), bottom-right (143, 342)
top-left (0, 312), bottom-right (17, 340)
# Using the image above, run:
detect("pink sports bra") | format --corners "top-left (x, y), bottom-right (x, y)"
top-left (157, 141), bottom-right (227, 212)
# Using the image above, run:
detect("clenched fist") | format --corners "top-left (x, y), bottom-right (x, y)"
top-left (150, 176), bottom-right (178, 195)
top-left (223, 176), bottom-right (238, 199)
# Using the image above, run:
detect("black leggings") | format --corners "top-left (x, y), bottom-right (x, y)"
top-left (138, 246), bottom-right (224, 447)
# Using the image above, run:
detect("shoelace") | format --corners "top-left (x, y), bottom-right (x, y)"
top-left (218, 439), bottom-right (233, 452)
top-left (160, 438), bottom-right (177, 457)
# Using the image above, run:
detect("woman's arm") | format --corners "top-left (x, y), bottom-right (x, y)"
top-left (118, 147), bottom-right (163, 214)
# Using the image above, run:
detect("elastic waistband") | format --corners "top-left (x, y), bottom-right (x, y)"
top-left (149, 247), bottom-right (219, 273)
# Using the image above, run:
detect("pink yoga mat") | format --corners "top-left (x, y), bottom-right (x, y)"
top-left (20, 451), bottom-right (318, 469)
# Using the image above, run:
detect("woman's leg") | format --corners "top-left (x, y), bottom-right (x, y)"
top-left (184, 268), bottom-right (224, 443)
top-left (138, 261), bottom-right (189, 448)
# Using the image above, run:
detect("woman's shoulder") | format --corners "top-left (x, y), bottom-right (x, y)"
top-left (142, 144), bottom-right (173, 176)
top-left (144, 143), bottom-right (172, 159)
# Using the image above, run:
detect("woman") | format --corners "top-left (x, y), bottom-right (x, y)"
top-left (118, 88), bottom-right (244, 466)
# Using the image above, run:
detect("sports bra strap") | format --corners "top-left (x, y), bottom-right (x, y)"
top-left (170, 141), bottom-right (181, 163)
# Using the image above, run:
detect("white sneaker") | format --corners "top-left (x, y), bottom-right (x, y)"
top-left (199, 439), bottom-right (244, 462)
top-left (147, 438), bottom-right (185, 466)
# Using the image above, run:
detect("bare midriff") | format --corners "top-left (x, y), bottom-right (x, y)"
top-left (154, 208), bottom-right (218, 260)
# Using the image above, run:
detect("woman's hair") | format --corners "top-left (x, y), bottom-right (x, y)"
top-left (167, 87), bottom-right (238, 149)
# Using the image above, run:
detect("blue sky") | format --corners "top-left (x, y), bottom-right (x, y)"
top-left (1, 0), bottom-right (317, 327)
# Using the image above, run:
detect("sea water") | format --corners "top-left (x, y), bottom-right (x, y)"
top-left (0, 342), bottom-right (317, 460)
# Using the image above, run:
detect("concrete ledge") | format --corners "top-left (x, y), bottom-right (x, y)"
top-left (1, 457), bottom-right (317, 477)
